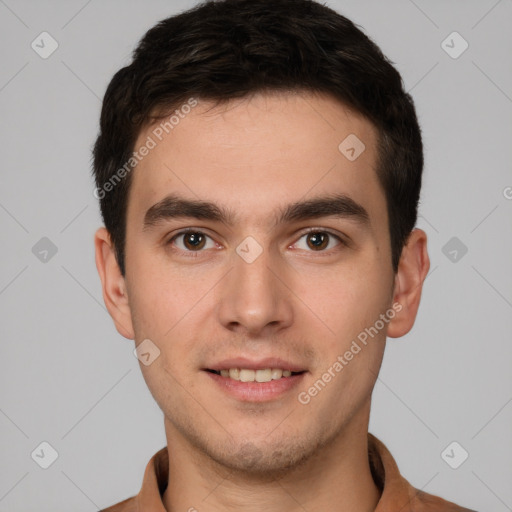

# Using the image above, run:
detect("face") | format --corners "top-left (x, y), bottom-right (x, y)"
top-left (96, 91), bottom-right (426, 477)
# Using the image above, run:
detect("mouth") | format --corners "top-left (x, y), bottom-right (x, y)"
top-left (201, 357), bottom-right (308, 401)
top-left (204, 368), bottom-right (306, 383)
top-left (202, 359), bottom-right (308, 402)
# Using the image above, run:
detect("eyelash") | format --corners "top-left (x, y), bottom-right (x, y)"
top-left (166, 228), bottom-right (346, 256)
top-left (164, 228), bottom-right (216, 258)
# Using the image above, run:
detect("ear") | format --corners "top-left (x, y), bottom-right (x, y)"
top-left (387, 228), bottom-right (430, 338)
top-left (94, 227), bottom-right (135, 339)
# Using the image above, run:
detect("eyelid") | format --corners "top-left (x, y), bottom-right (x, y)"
top-left (166, 228), bottom-right (220, 252)
top-left (165, 227), bottom-right (348, 254)
top-left (291, 227), bottom-right (347, 247)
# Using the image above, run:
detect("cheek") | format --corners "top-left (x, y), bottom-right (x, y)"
top-left (127, 273), bottom-right (171, 337)
top-left (126, 260), bottom-right (219, 388)
top-left (292, 261), bottom-right (392, 339)
top-left (126, 251), bottom-right (206, 337)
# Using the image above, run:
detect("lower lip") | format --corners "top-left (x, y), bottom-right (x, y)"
top-left (203, 371), bottom-right (307, 402)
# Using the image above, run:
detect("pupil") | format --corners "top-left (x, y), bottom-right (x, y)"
top-left (308, 233), bottom-right (327, 250)
top-left (185, 232), bottom-right (205, 250)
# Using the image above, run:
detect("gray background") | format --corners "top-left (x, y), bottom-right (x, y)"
top-left (1, 0), bottom-right (511, 510)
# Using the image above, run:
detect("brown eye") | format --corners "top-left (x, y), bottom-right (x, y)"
top-left (306, 232), bottom-right (329, 250)
top-left (170, 231), bottom-right (215, 252)
top-left (293, 231), bottom-right (342, 252)
top-left (183, 232), bottom-right (206, 250)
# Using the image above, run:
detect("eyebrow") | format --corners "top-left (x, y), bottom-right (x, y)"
top-left (143, 193), bottom-right (370, 230)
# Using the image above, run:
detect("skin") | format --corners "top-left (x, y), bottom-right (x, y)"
top-left (95, 91), bottom-right (430, 511)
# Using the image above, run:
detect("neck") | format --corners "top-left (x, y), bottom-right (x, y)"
top-left (162, 411), bottom-right (380, 512)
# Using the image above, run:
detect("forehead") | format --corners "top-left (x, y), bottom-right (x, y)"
top-left (128, 91), bottom-right (384, 227)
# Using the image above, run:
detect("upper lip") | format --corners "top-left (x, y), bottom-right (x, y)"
top-left (204, 357), bottom-right (307, 372)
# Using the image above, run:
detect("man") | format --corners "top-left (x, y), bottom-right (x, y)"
top-left (93, 0), bottom-right (474, 510)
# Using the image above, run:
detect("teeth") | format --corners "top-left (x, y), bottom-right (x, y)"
top-left (240, 369), bottom-right (255, 382)
top-left (216, 368), bottom-right (298, 382)
top-left (255, 369), bottom-right (272, 382)
top-left (271, 368), bottom-right (283, 379)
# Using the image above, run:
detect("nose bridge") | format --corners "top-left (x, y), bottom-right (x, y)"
top-left (216, 239), bottom-right (293, 334)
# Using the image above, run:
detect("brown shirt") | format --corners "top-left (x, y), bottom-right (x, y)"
top-left (101, 434), bottom-right (475, 511)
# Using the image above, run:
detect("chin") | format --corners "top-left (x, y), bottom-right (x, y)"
top-left (202, 434), bottom-right (323, 480)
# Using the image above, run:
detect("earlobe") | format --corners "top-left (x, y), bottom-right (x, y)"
top-left (387, 228), bottom-right (430, 339)
top-left (94, 227), bottom-right (135, 340)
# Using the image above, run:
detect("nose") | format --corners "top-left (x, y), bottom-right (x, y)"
top-left (216, 245), bottom-right (294, 336)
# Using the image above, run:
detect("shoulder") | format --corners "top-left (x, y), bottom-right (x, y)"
top-left (99, 495), bottom-right (137, 512)
top-left (411, 488), bottom-right (478, 512)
